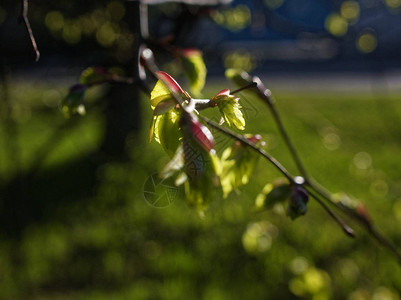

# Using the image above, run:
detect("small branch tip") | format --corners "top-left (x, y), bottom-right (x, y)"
top-left (344, 226), bottom-right (356, 238)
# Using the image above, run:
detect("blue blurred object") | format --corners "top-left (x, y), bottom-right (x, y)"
top-left (211, 0), bottom-right (401, 72)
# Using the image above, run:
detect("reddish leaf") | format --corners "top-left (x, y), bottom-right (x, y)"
top-left (180, 48), bottom-right (202, 57)
top-left (156, 71), bottom-right (185, 95)
top-left (190, 119), bottom-right (215, 153)
top-left (356, 202), bottom-right (371, 223)
top-left (181, 113), bottom-right (215, 153)
top-left (246, 134), bottom-right (262, 144)
top-left (215, 89), bottom-right (230, 97)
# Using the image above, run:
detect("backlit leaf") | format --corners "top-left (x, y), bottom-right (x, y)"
top-left (180, 112), bottom-right (220, 210)
top-left (180, 49), bottom-right (207, 96)
top-left (160, 144), bottom-right (185, 179)
top-left (221, 135), bottom-right (263, 197)
top-left (183, 114), bottom-right (215, 153)
top-left (212, 89), bottom-right (245, 130)
top-left (150, 80), bottom-right (174, 109)
top-left (150, 71), bottom-right (188, 109)
top-left (149, 109), bottom-right (181, 157)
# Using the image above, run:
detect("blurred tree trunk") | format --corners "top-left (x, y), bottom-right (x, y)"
top-left (100, 1), bottom-right (144, 160)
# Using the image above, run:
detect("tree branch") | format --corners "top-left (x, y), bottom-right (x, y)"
top-left (250, 78), bottom-right (309, 179)
top-left (307, 189), bottom-right (355, 238)
top-left (141, 48), bottom-right (400, 261)
top-left (19, 0), bottom-right (40, 62)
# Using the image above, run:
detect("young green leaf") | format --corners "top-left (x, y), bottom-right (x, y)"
top-left (180, 49), bottom-right (207, 96)
top-left (211, 89), bottom-right (245, 130)
top-left (149, 72), bottom-right (191, 157)
top-left (185, 115), bottom-right (215, 153)
top-left (180, 112), bottom-right (220, 210)
top-left (150, 109), bottom-right (181, 157)
top-left (221, 135), bottom-right (263, 197)
top-left (150, 80), bottom-right (174, 109)
top-left (160, 144), bottom-right (185, 179)
top-left (151, 71), bottom-right (189, 109)
top-left (61, 84), bottom-right (87, 117)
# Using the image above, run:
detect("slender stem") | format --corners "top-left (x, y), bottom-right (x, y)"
top-left (307, 189), bottom-right (355, 238)
top-left (231, 82), bottom-right (257, 95)
top-left (200, 115), bottom-right (294, 182)
top-left (259, 88), bottom-right (309, 179)
top-left (20, 0), bottom-right (40, 62)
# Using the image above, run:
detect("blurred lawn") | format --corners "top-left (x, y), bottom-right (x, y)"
top-left (0, 78), bottom-right (401, 300)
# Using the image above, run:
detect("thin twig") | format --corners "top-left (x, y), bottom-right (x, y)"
top-left (231, 82), bottom-right (257, 95)
top-left (19, 0), bottom-right (40, 62)
top-left (255, 86), bottom-right (309, 179)
top-left (308, 189), bottom-right (355, 238)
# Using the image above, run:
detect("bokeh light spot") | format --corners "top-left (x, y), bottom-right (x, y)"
top-left (96, 22), bottom-right (117, 47)
top-left (385, 0), bottom-right (401, 8)
top-left (107, 1), bottom-right (126, 21)
top-left (242, 221), bottom-right (278, 254)
top-left (45, 11), bottom-right (64, 32)
top-left (325, 14), bottom-right (348, 36)
top-left (353, 152), bottom-right (372, 170)
top-left (341, 1), bottom-right (360, 21)
top-left (357, 31), bottom-right (378, 53)
top-left (62, 21), bottom-right (82, 44)
top-left (214, 5), bottom-right (251, 32)
top-left (224, 50), bottom-right (255, 72)
top-left (289, 256), bottom-right (309, 275)
top-left (369, 179), bottom-right (388, 197)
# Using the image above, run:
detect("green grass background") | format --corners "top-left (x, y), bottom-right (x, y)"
top-left (0, 78), bottom-right (401, 300)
